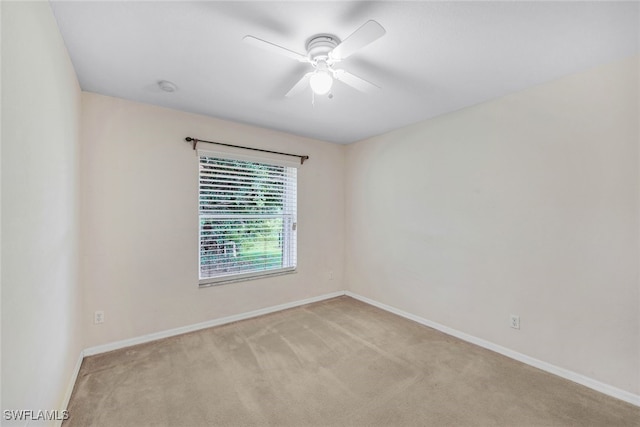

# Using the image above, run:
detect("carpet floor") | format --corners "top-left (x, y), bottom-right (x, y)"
top-left (65, 296), bottom-right (639, 426)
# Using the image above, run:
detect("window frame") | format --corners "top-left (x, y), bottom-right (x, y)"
top-left (197, 149), bottom-right (298, 287)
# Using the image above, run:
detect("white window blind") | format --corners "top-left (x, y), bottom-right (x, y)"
top-left (199, 154), bottom-right (297, 284)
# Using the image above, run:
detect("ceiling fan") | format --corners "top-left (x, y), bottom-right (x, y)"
top-left (243, 20), bottom-right (386, 98)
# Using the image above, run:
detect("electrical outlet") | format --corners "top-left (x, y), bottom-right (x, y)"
top-left (94, 310), bottom-right (105, 324)
top-left (328, 270), bottom-right (334, 281)
top-left (510, 314), bottom-right (520, 329)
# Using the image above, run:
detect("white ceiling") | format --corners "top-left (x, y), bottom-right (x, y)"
top-left (50, 1), bottom-right (639, 144)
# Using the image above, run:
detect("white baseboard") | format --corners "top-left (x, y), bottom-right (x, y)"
top-left (56, 350), bottom-right (84, 427)
top-left (83, 291), bottom-right (346, 357)
top-left (345, 291), bottom-right (640, 407)
top-left (75, 289), bottom-right (639, 409)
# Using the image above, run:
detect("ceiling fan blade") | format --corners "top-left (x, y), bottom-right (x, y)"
top-left (285, 72), bottom-right (313, 97)
top-left (243, 35), bottom-right (309, 63)
top-left (330, 20), bottom-right (386, 60)
top-left (334, 69), bottom-right (380, 93)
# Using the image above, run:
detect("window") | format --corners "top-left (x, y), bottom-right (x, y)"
top-left (198, 152), bottom-right (297, 285)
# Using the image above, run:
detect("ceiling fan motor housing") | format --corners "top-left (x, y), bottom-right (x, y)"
top-left (306, 35), bottom-right (340, 62)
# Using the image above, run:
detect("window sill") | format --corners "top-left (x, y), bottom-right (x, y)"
top-left (199, 268), bottom-right (297, 288)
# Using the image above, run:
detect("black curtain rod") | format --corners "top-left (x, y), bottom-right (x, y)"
top-left (185, 137), bottom-right (309, 165)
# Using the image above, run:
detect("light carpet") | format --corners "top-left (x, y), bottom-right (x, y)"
top-left (64, 296), bottom-right (640, 426)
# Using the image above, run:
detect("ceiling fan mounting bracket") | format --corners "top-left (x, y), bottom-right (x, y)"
top-left (306, 34), bottom-right (340, 61)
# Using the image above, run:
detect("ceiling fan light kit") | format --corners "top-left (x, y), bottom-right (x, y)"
top-left (244, 20), bottom-right (386, 100)
top-left (309, 61), bottom-right (333, 95)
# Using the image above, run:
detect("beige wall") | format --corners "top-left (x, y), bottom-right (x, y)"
top-left (345, 56), bottom-right (640, 395)
top-left (2, 0), bottom-right (637, 411)
top-left (1, 0), bottom-right (83, 420)
top-left (80, 93), bottom-right (345, 348)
